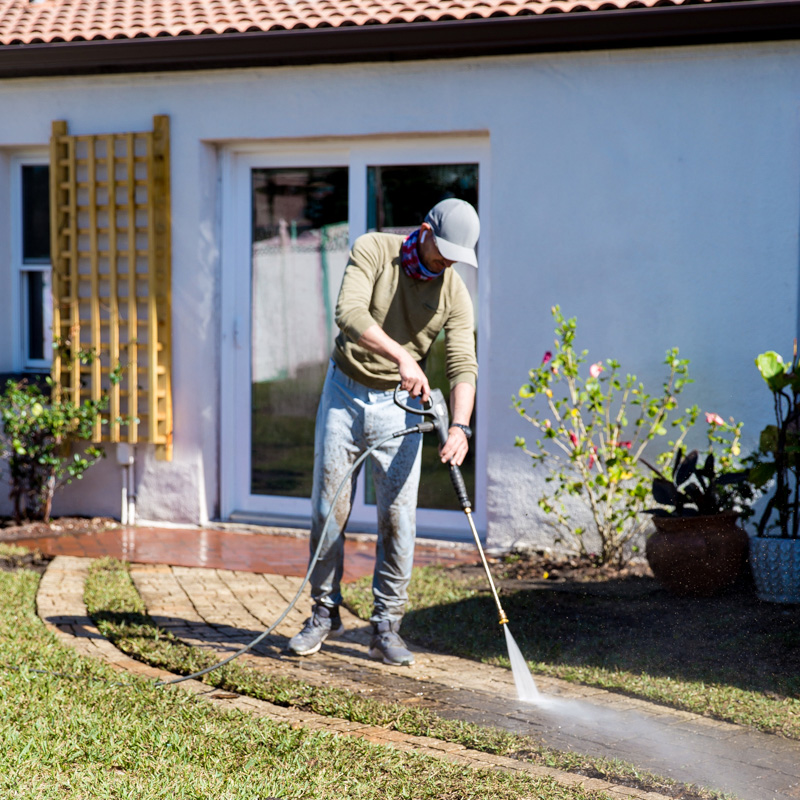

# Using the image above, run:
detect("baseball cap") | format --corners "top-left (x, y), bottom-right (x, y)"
top-left (424, 198), bottom-right (480, 268)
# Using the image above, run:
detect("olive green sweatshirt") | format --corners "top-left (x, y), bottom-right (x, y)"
top-left (332, 232), bottom-right (478, 391)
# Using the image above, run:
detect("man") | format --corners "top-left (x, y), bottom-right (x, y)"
top-left (288, 198), bottom-right (479, 666)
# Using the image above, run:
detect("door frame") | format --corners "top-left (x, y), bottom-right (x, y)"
top-left (219, 134), bottom-right (490, 539)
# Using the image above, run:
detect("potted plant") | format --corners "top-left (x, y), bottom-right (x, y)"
top-left (643, 422), bottom-right (754, 597)
top-left (747, 346), bottom-right (800, 603)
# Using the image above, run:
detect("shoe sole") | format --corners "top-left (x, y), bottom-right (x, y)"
top-left (367, 646), bottom-right (415, 666)
top-left (289, 623), bottom-right (345, 657)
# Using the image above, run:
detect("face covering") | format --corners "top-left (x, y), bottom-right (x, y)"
top-left (401, 229), bottom-right (443, 281)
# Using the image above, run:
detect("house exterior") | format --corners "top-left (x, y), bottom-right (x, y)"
top-left (1, 0), bottom-right (799, 550)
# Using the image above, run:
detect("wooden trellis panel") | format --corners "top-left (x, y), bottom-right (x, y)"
top-left (50, 115), bottom-right (173, 460)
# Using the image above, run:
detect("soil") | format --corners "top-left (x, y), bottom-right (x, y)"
top-left (452, 552), bottom-right (657, 597)
top-left (0, 516), bottom-right (117, 543)
top-left (0, 548), bottom-right (52, 574)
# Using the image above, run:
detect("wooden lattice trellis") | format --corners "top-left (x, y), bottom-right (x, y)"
top-left (49, 115), bottom-right (173, 460)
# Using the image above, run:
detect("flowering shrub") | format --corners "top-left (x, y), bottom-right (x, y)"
top-left (513, 306), bottom-right (698, 566)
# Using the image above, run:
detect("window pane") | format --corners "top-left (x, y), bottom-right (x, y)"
top-left (21, 165), bottom-right (50, 263)
top-left (250, 167), bottom-right (349, 497)
top-left (367, 164), bottom-right (478, 233)
top-left (366, 164), bottom-right (479, 511)
top-left (25, 271), bottom-right (46, 361)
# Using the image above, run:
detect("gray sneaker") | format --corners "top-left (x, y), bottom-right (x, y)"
top-left (368, 619), bottom-right (415, 666)
top-left (288, 604), bottom-right (344, 656)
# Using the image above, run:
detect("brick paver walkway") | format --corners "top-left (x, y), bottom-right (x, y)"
top-left (38, 555), bottom-right (661, 800)
top-left (32, 539), bottom-right (800, 800)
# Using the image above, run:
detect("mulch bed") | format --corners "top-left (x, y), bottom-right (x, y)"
top-left (0, 516), bottom-right (117, 543)
top-left (449, 552), bottom-right (657, 598)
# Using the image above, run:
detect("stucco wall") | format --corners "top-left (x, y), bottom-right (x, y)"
top-left (0, 41), bottom-right (797, 545)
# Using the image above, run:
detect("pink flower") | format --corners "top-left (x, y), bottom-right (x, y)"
top-left (589, 362), bottom-right (604, 379)
top-left (569, 431), bottom-right (579, 447)
top-left (705, 412), bottom-right (725, 426)
top-left (588, 445), bottom-right (598, 469)
top-left (542, 351), bottom-right (553, 365)
top-left (618, 441), bottom-right (632, 449)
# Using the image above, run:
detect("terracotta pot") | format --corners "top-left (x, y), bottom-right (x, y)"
top-left (646, 512), bottom-right (748, 597)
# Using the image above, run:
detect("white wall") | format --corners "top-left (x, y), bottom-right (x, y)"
top-left (0, 41), bottom-right (797, 543)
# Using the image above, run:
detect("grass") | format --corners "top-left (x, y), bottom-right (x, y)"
top-left (341, 562), bottom-right (800, 739)
top-left (0, 560), bottom-right (613, 800)
top-left (82, 557), bottom-right (727, 800)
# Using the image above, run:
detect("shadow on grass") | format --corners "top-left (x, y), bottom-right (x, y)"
top-left (402, 581), bottom-right (800, 700)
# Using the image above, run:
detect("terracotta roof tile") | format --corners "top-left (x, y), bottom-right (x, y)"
top-left (0, 0), bottom-right (725, 46)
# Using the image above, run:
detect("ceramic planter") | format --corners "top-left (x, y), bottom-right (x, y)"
top-left (749, 537), bottom-right (800, 603)
top-left (646, 512), bottom-right (748, 597)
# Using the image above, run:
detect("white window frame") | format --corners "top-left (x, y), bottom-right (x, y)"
top-left (220, 134), bottom-right (490, 540)
top-left (10, 152), bottom-right (53, 372)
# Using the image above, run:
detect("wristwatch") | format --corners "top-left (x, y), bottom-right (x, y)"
top-left (449, 423), bottom-right (472, 439)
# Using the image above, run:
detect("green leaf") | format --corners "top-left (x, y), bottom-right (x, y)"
top-left (756, 351), bottom-right (790, 391)
top-left (749, 461), bottom-right (776, 487)
top-left (759, 425), bottom-right (779, 455)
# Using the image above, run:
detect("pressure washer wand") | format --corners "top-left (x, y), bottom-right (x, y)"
top-left (440, 441), bottom-right (509, 627)
top-left (409, 388), bottom-right (509, 627)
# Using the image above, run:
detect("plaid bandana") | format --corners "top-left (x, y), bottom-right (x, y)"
top-left (401, 230), bottom-right (442, 281)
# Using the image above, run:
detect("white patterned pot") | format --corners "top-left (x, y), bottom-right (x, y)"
top-left (749, 537), bottom-right (800, 604)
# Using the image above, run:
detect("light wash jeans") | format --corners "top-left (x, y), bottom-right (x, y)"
top-left (309, 362), bottom-right (423, 624)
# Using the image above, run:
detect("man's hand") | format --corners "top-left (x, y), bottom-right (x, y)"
top-left (440, 426), bottom-right (469, 466)
top-left (397, 352), bottom-right (431, 402)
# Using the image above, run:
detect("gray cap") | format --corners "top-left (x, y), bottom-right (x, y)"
top-left (424, 198), bottom-right (480, 268)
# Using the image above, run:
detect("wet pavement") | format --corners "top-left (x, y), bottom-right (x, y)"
top-left (12, 524), bottom-right (476, 582)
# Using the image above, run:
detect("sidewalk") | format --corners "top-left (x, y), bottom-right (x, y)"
top-left (25, 526), bottom-right (800, 800)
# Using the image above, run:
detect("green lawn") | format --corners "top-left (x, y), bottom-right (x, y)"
top-left (80, 557), bottom-right (725, 800)
top-left (342, 561), bottom-right (800, 740)
top-left (0, 553), bottom-right (608, 800)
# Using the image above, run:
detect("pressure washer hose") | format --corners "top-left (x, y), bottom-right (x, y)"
top-left (158, 420), bottom-right (432, 687)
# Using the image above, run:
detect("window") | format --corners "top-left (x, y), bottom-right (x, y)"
top-left (12, 158), bottom-right (52, 370)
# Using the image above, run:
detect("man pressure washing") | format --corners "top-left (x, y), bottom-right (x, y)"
top-left (288, 198), bottom-right (480, 666)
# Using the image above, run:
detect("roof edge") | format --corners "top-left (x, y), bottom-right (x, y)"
top-left (2, 1), bottom-right (800, 79)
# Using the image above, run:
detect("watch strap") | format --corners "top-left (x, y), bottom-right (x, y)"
top-left (450, 423), bottom-right (472, 439)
